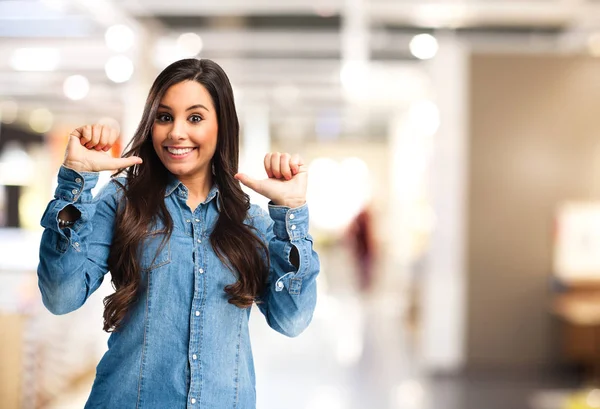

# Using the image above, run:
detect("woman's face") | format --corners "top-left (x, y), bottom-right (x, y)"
top-left (152, 80), bottom-right (218, 183)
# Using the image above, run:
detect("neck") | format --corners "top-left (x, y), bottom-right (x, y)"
top-left (179, 172), bottom-right (213, 203)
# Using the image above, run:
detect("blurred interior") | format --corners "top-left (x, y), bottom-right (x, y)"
top-left (4, 1), bottom-right (600, 408)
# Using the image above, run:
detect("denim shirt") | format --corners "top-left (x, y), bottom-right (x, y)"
top-left (38, 166), bottom-right (320, 409)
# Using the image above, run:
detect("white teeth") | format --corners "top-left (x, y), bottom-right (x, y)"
top-left (167, 147), bottom-right (193, 155)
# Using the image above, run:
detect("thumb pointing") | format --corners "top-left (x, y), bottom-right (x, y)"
top-left (110, 156), bottom-right (143, 170)
top-left (235, 173), bottom-right (260, 192)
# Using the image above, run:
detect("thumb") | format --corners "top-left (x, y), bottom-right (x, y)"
top-left (108, 156), bottom-right (143, 170)
top-left (235, 173), bottom-right (261, 192)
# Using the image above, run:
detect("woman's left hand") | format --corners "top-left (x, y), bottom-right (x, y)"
top-left (234, 152), bottom-right (307, 208)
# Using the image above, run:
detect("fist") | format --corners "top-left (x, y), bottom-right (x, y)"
top-left (235, 152), bottom-right (307, 208)
top-left (63, 124), bottom-right (142, 173)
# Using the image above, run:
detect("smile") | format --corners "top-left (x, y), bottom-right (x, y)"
top-left (165, 147), bottom-right (196, 157)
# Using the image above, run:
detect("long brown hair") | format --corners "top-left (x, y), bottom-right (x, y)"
top-left (103, 59), bottom-right (269, 332)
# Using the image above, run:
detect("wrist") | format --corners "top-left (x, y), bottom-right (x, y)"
top-left (273, 198), bottom-right (306, 208)
top-left (63, 160), bottom-right (91, 173)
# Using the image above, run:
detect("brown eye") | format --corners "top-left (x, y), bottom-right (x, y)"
top-left (156, 113), bottom-right (172, 122)
top-left (189, 114), bottom-right (202, 123)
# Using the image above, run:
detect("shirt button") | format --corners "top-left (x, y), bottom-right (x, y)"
top-left (72, 189), bottom-right (79, 195)
top-left (75, 178), bottom-right (82, 184)
top-left (195, 311), bottom-right (200, 316)
top-left (291, 225), bottom-right (297, 230)
top-left (198, 268), bottom-right (204, 274)
top-left (186, 219), bottom-right (191, 223)
top-left (289, 214), bottom-right (295, 220)
top-left (197, 239), bottom-right (201, 243)
top-left (195, 218), bottom-right (200, 222)
top-left (192, 354), bottom-right (197, 360)
top-left (191, 398), bottom-right (196, 404)
top-left (74, 242), bottom-right (80, 248)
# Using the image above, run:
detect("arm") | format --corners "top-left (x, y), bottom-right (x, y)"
top-left (253, 203), bottom-right (320, 338)
top-left (37, 166), bottom-right (121, 315)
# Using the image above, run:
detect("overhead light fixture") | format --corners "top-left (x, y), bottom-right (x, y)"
top-left (105, 24), bottom-right (135, 52)
top-left (63, 75), bottom-right (90, 101)
top-left (10, 48), bottom-right (60, 72)
top-left (105, 55), bottom-right (134, 83)
top-left (29, 108), bottom-right (54, 133)
top-left (409, 34), bottom-right (439, 60)
top-left (0, 141), bottom-right (34, 186)
top-left (177, 33), bottom-right (203, 57)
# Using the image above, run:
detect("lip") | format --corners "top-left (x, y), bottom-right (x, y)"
top-left (163, 146), bottom-right (197, 160)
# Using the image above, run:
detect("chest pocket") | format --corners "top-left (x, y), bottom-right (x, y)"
top-left (140, 230), bottom-right (171, 272)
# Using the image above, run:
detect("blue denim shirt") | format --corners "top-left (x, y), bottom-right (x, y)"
top-left (38, 166), bottom-right (320, 409)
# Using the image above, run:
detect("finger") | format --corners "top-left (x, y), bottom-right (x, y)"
top-left (96, 126), bottom-right (111, 151)
top-left (264, 153), bottom-right (273, 178)
top-left (103, 128), bottom-right (118, 152)
top-left (280, 153), bottom-right (292, 180)
top-left (70, 128), bottom-right (83, 140)
top-left (270, 152), bottom-right (282, 179)
top-left (234, 173), bottom-right (261, 193)
top-left (107, 156), bottom-right (143, 171)
top-left (78, 125), bottom-right (92, 145)
top-left (289, 154), bottom-right (301, 175)
top-left (87, 124), bottom-right (102, 149)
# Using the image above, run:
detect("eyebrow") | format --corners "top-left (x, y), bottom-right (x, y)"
top-left (158, 103), bottom-right (210, 112)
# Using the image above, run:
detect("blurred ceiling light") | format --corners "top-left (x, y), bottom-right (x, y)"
top-left (0, 100), bottom-right (18, 124)
top-left (63, 74), bottom-right (90, 101)
top-left (0, 141), bottom-right (34, 186)
top-left (588, 33), bottom-right (600, 57)
top-left (408, 99), bottom-right (440, 136)
top-left (409, 34), bottom-right (439, 60)
top-left (29, 108), bottom-right (54, 133)
top-left (105, 24), bottom-right (135, 53)
top-left (10, 48), bottom-right (60, 71)
top-left (105, 55), bottom-right (134, 83)
top-left (177, 33), bottom-right (203, 57)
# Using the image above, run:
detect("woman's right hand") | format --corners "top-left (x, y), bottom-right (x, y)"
top-left (63, 124), bottom-right (143, 172)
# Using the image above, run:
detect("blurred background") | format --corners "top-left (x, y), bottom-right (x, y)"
top-left (4, 0), bottom-right (600, 408)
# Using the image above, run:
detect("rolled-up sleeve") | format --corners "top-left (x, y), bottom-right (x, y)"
top-left (251, 202), bottom-right (320, 337)
top-left (38, 166), bottom-right (121, 315)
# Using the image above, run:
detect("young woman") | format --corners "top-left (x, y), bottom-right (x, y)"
top-left (38, 58), bottom-right (320, 408)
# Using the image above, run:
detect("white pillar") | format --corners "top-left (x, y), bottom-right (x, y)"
top-left (421, 33), bottom-right (469, 372)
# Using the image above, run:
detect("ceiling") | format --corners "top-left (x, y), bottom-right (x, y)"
top-left (1, 0), bottom-right (600, 142)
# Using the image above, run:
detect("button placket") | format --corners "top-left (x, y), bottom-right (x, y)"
top-left (189, 209), bottom-right (205, 406)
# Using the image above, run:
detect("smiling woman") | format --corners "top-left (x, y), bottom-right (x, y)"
top-left (37, 58), bottom-right (321, 409)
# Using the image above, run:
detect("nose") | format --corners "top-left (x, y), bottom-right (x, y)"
top-left (168, 119), bottom-right (186, 140)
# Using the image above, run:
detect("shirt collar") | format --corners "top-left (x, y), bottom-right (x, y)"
top-left (164, 174), bottom-right (221, 212)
